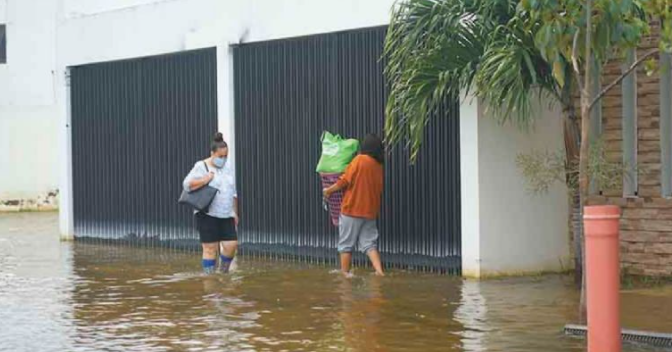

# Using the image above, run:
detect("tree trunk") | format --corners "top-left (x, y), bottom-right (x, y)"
top-left (578, 0), bottom-right (593, 324)
top-left (571, 189), bottom-right (582, 286)
top-left (562, 105), bottom-right (583, 287)
top-left (578, 98), bottom-right (592, 324)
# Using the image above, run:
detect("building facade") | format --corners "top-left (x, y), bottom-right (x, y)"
top-left (0, 0), bottom-right (571, 277)
top-left (588, 23), bottom-right (672, 277)
top-left (0, 0), bottom-right (59, 211)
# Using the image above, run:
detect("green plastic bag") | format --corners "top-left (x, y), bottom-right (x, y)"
top-left (315, 131), bottom-right (360, 173)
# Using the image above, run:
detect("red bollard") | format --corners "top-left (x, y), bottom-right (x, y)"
top-left (583, 205), bottom-right (622, 352)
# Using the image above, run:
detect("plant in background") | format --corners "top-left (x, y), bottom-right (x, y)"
top-left (522, 0), bottom-right (672, 320)
top-left (516, 150), bottom-right (569, 195)
top-left (516, 138), bottom-right (642, 195)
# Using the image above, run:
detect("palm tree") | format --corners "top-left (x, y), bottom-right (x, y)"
top-left (383, 0), bottom-right (583, 282)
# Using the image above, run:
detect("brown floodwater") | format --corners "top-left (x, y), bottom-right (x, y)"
top-left (1, 212), bottom-right (670, 352)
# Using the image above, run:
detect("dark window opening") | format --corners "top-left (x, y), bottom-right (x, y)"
top-left (0, 24), bottom-right (6, 64)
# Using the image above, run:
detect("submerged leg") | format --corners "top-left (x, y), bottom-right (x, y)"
top-left (219, 241), bottom-right (238, 273)
top-left (202, 242), bottom-right (218, 274)
top-left (340, 252), bottom-right (353, 276)
top-left (366, 249), bottom-right (385, 276)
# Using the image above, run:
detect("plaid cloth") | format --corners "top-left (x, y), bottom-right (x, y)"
top-left (320, 173), bottom-right (343, 226)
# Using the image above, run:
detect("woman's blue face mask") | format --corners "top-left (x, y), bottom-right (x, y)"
top-left (213, 156), bottom-right (227, 169)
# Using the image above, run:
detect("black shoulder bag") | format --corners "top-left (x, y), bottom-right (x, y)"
top-left (178, 161), bottom-right (218, 212)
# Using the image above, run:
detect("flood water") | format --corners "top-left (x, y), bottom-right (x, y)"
top-left (1, 213), bottom-right (670, 352)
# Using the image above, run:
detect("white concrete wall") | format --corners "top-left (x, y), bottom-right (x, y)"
top-left (0, 0), bottom-right (59, 206)
top-left (460, 95), bottom-right (481, 278)
top-left (63, 0), bottom-right (172, 17)
top-left (476, 100), bottom-right (571, 276)
top-left (460, 95), bottom-right (570, 277)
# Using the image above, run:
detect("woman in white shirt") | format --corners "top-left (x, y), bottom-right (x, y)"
top-left (183, 132), bottom-right (239, 273)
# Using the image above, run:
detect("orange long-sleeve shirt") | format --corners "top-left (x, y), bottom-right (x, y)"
top-left (336, 155), bottom-right (384, 220)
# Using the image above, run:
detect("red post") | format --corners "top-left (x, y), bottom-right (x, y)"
top-left (583, 205), bottom-right (621, 352)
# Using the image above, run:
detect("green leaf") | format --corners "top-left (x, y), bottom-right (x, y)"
top-left (383, 0), bottom-right (573, 160)
top-left (522, 50), bottom-right (538, 84)
top-left (553, 59), bottom-right (565, 88)
top-left (644, 58), bottom-right (658, 77)
top-left (609, 0), bottom-right (619, 16)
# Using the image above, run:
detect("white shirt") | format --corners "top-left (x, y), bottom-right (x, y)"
top-left (182, 161), bottom-right (237, 218)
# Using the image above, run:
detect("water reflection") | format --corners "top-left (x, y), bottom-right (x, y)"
top-left (0, 213), bottom-right (76, 352)
top-left (70, 246), bottom-right (260, 352)
top-left (1, 213), bottom-right (669, 352)
top-left (454, 280), bottom-right (489, 352)
top-left (199, 276), bottom-right (258, 351)
top-left (337, 277), bottom-right (384, 351)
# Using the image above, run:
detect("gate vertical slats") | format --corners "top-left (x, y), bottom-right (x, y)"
top-left (71, 48), bottom-right (217, 249)
top-left (233, 27), bottom-right (462, 273)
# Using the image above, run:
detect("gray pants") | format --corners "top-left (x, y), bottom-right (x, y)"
top-left (338, 214), bottom-right (379, 253)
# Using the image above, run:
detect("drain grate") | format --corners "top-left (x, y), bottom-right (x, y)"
top-left (564, 324), bottom-right (672, 349)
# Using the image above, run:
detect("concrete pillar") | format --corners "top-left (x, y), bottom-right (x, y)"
top-left (460, 93), bottom-right (481, 278)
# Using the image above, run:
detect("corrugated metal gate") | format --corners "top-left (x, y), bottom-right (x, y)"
top-left (71, 48), bottom-right (217, 247)
top-left (233, 27), bottom-right (461, 273)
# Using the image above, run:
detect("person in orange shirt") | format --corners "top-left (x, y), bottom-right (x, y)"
top-left (324, 134), bottom-right (385, 276)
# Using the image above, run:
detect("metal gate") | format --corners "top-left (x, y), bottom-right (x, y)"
top-left (70, 48), bottom-right (218, 247)
top-left (233, 27), bottom-right (461, 273)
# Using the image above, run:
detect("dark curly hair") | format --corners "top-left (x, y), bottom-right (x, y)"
top-left (360, 134), bottom-right (384, 164)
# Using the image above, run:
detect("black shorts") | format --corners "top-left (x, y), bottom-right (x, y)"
top-left (195, 212), bottom-right (238, 243)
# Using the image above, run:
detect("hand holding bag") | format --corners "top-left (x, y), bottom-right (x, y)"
top-left (178, 161), bottom-right (218, 212)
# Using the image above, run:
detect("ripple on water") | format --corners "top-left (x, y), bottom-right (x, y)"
top-left (1, 213), bottom-right (670, 352)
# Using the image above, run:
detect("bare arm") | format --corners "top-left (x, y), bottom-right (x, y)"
top-left (232, 173), bottom-right (239, 225)
top-left (183, 162), bottom-right (214, 192)
top-left (187, 172), bottom-right (214, 191)
top-left (323, 182), bottom-right (346, 198)
top-left (324, 158), bottom-right (358, 198)
top-left (233, 197), bottom-right (239, 226)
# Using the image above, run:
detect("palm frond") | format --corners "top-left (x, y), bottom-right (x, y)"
top-left (384, 0), bottom-right (569, 160)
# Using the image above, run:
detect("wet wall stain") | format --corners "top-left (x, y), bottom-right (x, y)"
top-left (0, 189), bottom-right (59, 212)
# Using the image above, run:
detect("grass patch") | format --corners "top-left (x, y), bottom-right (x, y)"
top-left (621, 273), bottom-right (672, 290)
